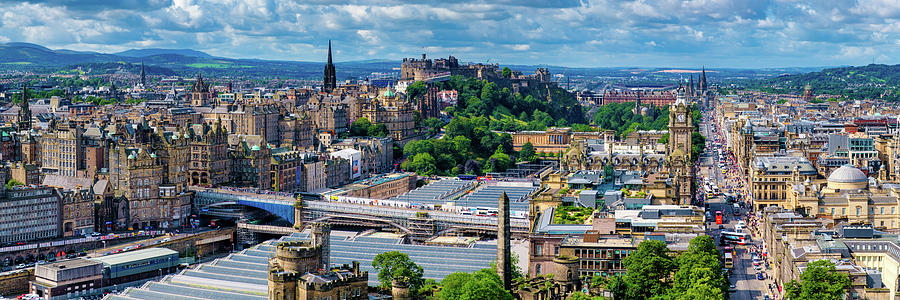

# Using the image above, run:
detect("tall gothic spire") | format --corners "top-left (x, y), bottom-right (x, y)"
top-left (140, 61), bottom-right (146, 87)
top-left (699, 66), bottom-right (707, 92)
top-left (18, 81), bottom-right (31, 130)
top-left (323, 40), bottom-right (337, 93)
top-left (327, 40), bottom-right (333, 65)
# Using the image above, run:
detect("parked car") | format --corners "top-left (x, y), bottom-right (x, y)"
top-left (757, 273), bottom-right (765, 280)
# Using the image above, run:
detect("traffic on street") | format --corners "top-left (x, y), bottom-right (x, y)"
top-left (699, 107), bottom-right (780, 300)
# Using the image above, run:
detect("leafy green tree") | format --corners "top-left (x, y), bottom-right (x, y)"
top-left (784, 260), bottom-right (851, 300)
top-left (502, 67), bottom-right (512, 78)
top-left (402, 153), bottom-right (437, 175)
top-left (691, 131), bottom-right (706, 162)
top-left (5, 179), bottom-right (24, 189)
top-left (567, 291), bottom-right (606, 300)
top-left (609, 240), bottom-right (675, 300)
top-left (676, 283), bottom-right (722, 300)
top-left (519, 142), bottom-right (536, 162)
top-left (423, 117), bottom-right (444, 136)
top-left (368, 123), bottom-right (388, 137)
top-left (438, 269), bottom-right (513, 300)
top-left (372, 251), bottom-right (425, 292)
top-left (484, 147), bottom-right (512, 173)
top-left (350, 118), bottom-right (372, 136)
top-left (417, 279), bottom-right (440, 297)
top-left (406, 80), bottom-right (427, 101)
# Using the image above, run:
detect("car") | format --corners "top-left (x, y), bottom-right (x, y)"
top-left (728, 283), bottom-right (736, 291)
top-left (754, 265), bottom-right (762, 271)
top-left (764, 295), bottom-right (770, 300)
top-left (757, 273), bottom-right (765, 280)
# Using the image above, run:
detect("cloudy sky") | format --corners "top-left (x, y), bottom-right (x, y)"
top-left (0, 0), bottom-right (897, 68)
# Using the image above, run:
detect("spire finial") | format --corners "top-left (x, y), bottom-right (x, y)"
top-left (327, 40), bottom-right (333, 64)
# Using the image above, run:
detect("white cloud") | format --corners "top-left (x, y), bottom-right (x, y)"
top-left (0, 0), bottom-right (896, 67)
top-left (510, 44), bottom-right (530, 51)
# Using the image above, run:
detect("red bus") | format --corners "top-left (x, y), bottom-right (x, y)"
top-left (715, 211), bottom-right (723, 225)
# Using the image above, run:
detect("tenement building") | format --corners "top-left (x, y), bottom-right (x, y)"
top-left (749, 156), bottom-right (819, 210)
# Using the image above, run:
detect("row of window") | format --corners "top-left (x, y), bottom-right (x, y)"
top-left (821, 206), bottom-right (898, 216)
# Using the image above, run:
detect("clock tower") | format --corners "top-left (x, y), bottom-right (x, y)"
top-left (667, 86), bottom-right (695, 205)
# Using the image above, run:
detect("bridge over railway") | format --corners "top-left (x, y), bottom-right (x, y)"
top-left (191, 187), bottom-right (530, 240)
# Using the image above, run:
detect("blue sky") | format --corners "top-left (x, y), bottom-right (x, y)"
top-left (0, 0), bottom-right (897, 68)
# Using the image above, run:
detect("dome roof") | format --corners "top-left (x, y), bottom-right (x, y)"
top-left (827, 165), bottom-right (867, 183)
top-left (382, 89), bottom-right (395, 98)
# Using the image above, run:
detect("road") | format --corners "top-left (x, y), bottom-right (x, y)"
top-left (86, 228), bottom-right (216, 258)
top-left (699, 109), bottom-right (775, 300)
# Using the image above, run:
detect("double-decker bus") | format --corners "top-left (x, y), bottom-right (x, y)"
top-left (722, 231), bottom-right (750, 245)
top-left (723, 252), bottom-right (734, 269)
top-left (715, 211), bottom-right (724, 225)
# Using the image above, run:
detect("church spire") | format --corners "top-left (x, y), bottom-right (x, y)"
top-left (699, 66), bottom-right (707, 92)
top-left (140, 61), bottom-right (146, 87)
top-left (323, 40), bottom-right (337, 93)
top-left (18, 81), bottom-right (31, 131)
top-left (327, 40), bottom-right (333, 65)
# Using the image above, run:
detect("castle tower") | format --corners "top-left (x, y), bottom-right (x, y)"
top-left (311, 222), bottom-right (331, 269)
top-left (293, 199), bottom-right (304, 231)
top-left (323, 40), bottom-right (337, 93)
top-left (392, 279), bottom-right (411, 300)
top-left (497, 191), bottom-right (512, 290)
top-left (18, 82), bottom-right (31, 131)
top-left (268, 261), bottom-right (298, 300)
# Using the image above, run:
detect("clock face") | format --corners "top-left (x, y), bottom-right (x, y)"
top-left (677, 114), bottom-right (685, 122)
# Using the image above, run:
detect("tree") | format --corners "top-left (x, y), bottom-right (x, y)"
top-left (519, 142), bottom-right (536, 162)
top-left (484, 147), bottom-right (512, 173)
top-left (784, 260), bottom-right (851, 300)
top-left (437, 269), bottom-right (513, 300)
top-left (423, 117), bottom-right (444, 136)
top-left (670, 236), bottom-right (728, 299)
top-left (402, 153), bottom-right (438, 175)
top-left (489, 252), bottom-right (525, 281)
top-left (676, 283), bottom-right (722, 300)
top-left (372, 251), bottom-right (425, 292)
top-left (350, 118), bottom-right (372, 136)
top-left (502, 67), bottom-right (512, 78)
top-left (5, 179), bottom-right (23, 189)
top-left (368, 123), bottom-right (388, 137)
top-left (406, 80), bottom-right (427, 101)
top-left (609, 240), bottom-right (675, 300)
top-left (567, 291), bottom-right (606, 300)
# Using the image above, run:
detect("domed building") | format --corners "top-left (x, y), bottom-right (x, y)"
top-left (825, 165), bottom-right (869, 191)
top-left (790, 164), bottom-right (900, 229)
top-left (359, 88), bottom-right (420, 146)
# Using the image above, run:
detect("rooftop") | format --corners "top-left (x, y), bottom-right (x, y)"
top-left (36, 258), bottom-right (102, 273)
top-left (89, 248), bottom-right (178, 266)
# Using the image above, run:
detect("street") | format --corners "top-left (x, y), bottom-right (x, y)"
top-left (699, 109), bottom-right (778, 300)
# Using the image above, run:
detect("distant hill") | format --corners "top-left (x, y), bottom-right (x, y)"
top-left (750, 64), bottom-right (900, 101)
top-left (0, 42), bottom-right (393, 79)
top-left (115, 48), bottom-right (212, 58)
top-left (0, 42), bottom-right (116, 66)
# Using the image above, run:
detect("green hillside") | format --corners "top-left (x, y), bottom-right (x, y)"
top-left (750, 64), bottom-right (900, 101)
